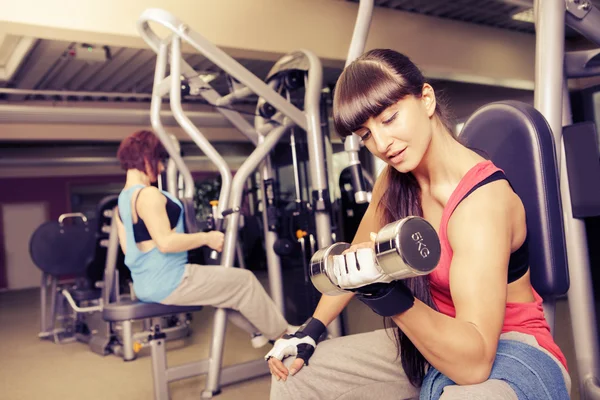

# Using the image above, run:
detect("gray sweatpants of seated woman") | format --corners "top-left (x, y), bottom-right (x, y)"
top-left (270, 329), bottom-right (571, 400)
top-left (160, 264), bottom-right (288, 340)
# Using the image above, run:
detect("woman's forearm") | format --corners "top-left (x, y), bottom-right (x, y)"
top-left (156, 232), bottom-right (210, 253)
top-left (392, 300), bottom-right (495, 385)
top-left (313, 293), bottom-right (355, 326)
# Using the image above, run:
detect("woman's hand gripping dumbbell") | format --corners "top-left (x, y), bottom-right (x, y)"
top-left (310, 216), bottom-right (441, 316)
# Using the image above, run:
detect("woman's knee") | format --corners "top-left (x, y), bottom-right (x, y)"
top-left (270, 374), bottom-right (303, 400)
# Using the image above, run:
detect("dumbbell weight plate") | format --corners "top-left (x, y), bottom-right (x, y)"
top-left (375, 216), bottom-right (441, 279)
top-left (309, 242), bottom-right (351, 296)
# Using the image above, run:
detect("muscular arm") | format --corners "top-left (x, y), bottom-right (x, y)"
top-left (136, 187), bottom-right (213, 253)
top-left (392, 181), bottom-right (513, 385)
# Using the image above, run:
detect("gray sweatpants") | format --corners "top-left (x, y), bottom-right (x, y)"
top-left (270, 329), bottom-right (571, 400)
top-left (160, 264), bottom-right (288, 340)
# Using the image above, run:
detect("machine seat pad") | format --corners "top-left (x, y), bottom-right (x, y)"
top-left (103, 299), bottom-right (203, 321)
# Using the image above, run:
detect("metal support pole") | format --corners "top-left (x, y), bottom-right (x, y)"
top-left (535, 1), bottom-right (600, 398)
top-left (122, 320), bottom-right (135, 361)
top-left (561, 66), bottom-right (600, 400)
top-left (39, 273), bottom-right (49, 336)
top-left (534, 0), bottom-right (565, 164)
top-left (170, 36), bottom-right (232, 217)
top-left (259, 156), bottom-right (285, 314)
top-left (150, 338), bottom-right (170, 400)
top-left (343, 0), bottom-right (375, 205)
top-left (533, 0), bottom-right (564, 336)
top-left (301, 50), bottom-right (343, 338)
top-left (150, 40), bottom-right (195, 200)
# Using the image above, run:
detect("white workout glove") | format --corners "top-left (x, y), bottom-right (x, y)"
top-left (332, 248), bottom-right (393, 290)
top-left (265, 318), bottom-right (325, 365)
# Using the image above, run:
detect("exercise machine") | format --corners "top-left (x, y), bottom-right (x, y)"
top-left (30, 196), bottom-right (192, 360)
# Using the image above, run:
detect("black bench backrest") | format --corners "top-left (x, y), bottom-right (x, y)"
top-left (460, 101), bottom-right (569, 297)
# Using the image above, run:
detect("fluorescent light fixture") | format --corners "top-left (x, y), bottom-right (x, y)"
top-left (512, 8), bottom-right (535, 23)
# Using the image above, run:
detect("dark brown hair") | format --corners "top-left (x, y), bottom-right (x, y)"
top-left (117, 130), bottom-right (168, 178)
top-left (333, 49), bottom-right (454, 387)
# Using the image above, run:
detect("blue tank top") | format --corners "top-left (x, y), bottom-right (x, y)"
top-left (118, 184), bottom-right (187, 303)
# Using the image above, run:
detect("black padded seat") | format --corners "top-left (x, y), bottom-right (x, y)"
top-left (460, 101), bottom-right (569, 297)
top-left (103, 299), bottom-right (203, 322)
top-left (71, 288), bottom-right (102, 302)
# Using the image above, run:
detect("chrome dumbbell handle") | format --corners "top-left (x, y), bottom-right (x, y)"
top-left (310, 242), bottom-right (351, 296)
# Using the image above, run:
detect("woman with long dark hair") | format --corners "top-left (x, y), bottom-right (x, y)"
top-left (266, 50), bottom-right (570, 399)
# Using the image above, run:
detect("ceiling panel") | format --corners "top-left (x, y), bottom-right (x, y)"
top-left (347, 0), bottom-right (600, 34)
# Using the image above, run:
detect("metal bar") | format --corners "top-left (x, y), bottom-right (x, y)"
top-left (236, 241), bottom-right (247, 270)
top-left (301, 49), bottom-right (343, 338)
top-left (0, 155), bottom-right (248, 167)
top-left (203, 308), bottom-right (228, 396)
top-left (0, 104), bottom-right (251, 127)
top-left (157, 75), bottom-right (172, 98)
top-left (122, 320), bottom-right (135, 361)
top-left (131, 323), bottom-right (190, 343)
top-left (238, 122), bottom-right (295, 314)
top-left (251, 115), bottom-right (286, 314)
top-left (183, 28), bottom-right (307, 129)
top-left (259, 159), bottom-right (286, 314)
top-left (218, 359), bottom-right (270, 386)
top-left (497, 0), bottom-right (534, 7)
top-left (185, 71), bottom-right (260, 145)
top-left (168, 32), bottom-right (233, 394)
top-left (290, 128), bottom-right (303, 203)
top-left (152, 40), bottom-right (196, 200)
top-left (0, 87), bottom-right (152, 99)
top-left (536, 1), bottom-right (600, 398)
top-left (533, 0), bottom-right (564, 336)
top-left (566, 0), bottom-right (600, 47)
top-left (302, 51), bottom-right (331, 250)
top-left (150, 338), bottom-right (170, 400)
top-left (103, 208), bottom-right (119, 304)
top-left (561, 70), bottom-right (600, 400)
top-left (170, 36), bottom-right (232, 205)
top-left (343, 0), bottom-right (374, 205)
top-left (166, 134), bottom-right (180, 196)
top-left (565, 49), bottom-right (600, 78)
top-left (137, 8), bottom-right (307, 130)
top-left (166, 359), bottom-right (209, 382)
top-left (61, 290), bottom-right (103, 313)
top-left (165, 358), bottom-right (269, 387)
top-left (346, 0), bottom-right (374, 66)
top-left (39, 273), bottom-right (49, 335)
top-left (534, 0), bottom-right (565, 165)
top-left (215, 86), bottom-right (255, 107)
top-left (287, 89), bottom-right (303, 204)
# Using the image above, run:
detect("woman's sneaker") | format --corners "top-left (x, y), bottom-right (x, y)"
top-left (251, 333), bottom-right (269, 349)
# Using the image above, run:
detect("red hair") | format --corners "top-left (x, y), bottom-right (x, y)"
top-left (117, 130), bottom-right (168, 177)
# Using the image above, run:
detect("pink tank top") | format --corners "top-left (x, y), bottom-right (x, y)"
top-left (428, 160), bottom-right (568, 370)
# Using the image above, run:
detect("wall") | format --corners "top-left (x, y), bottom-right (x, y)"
top-left (0, 174), bottom-right (121, 288)
top-left (0, 171), bottom-right (217, 288)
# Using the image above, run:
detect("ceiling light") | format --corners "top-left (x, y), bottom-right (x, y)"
top-left (512, 8), bottom-right (535, 23)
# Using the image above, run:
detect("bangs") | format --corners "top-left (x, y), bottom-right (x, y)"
top-left (333, 61), bottom-right (413, 137)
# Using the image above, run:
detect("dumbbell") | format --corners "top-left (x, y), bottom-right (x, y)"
top-left (309, 216), bottom-right (441, 296)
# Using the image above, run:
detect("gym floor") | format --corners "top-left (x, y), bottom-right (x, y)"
top-left (0, 273), bottom-right (582, 400)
